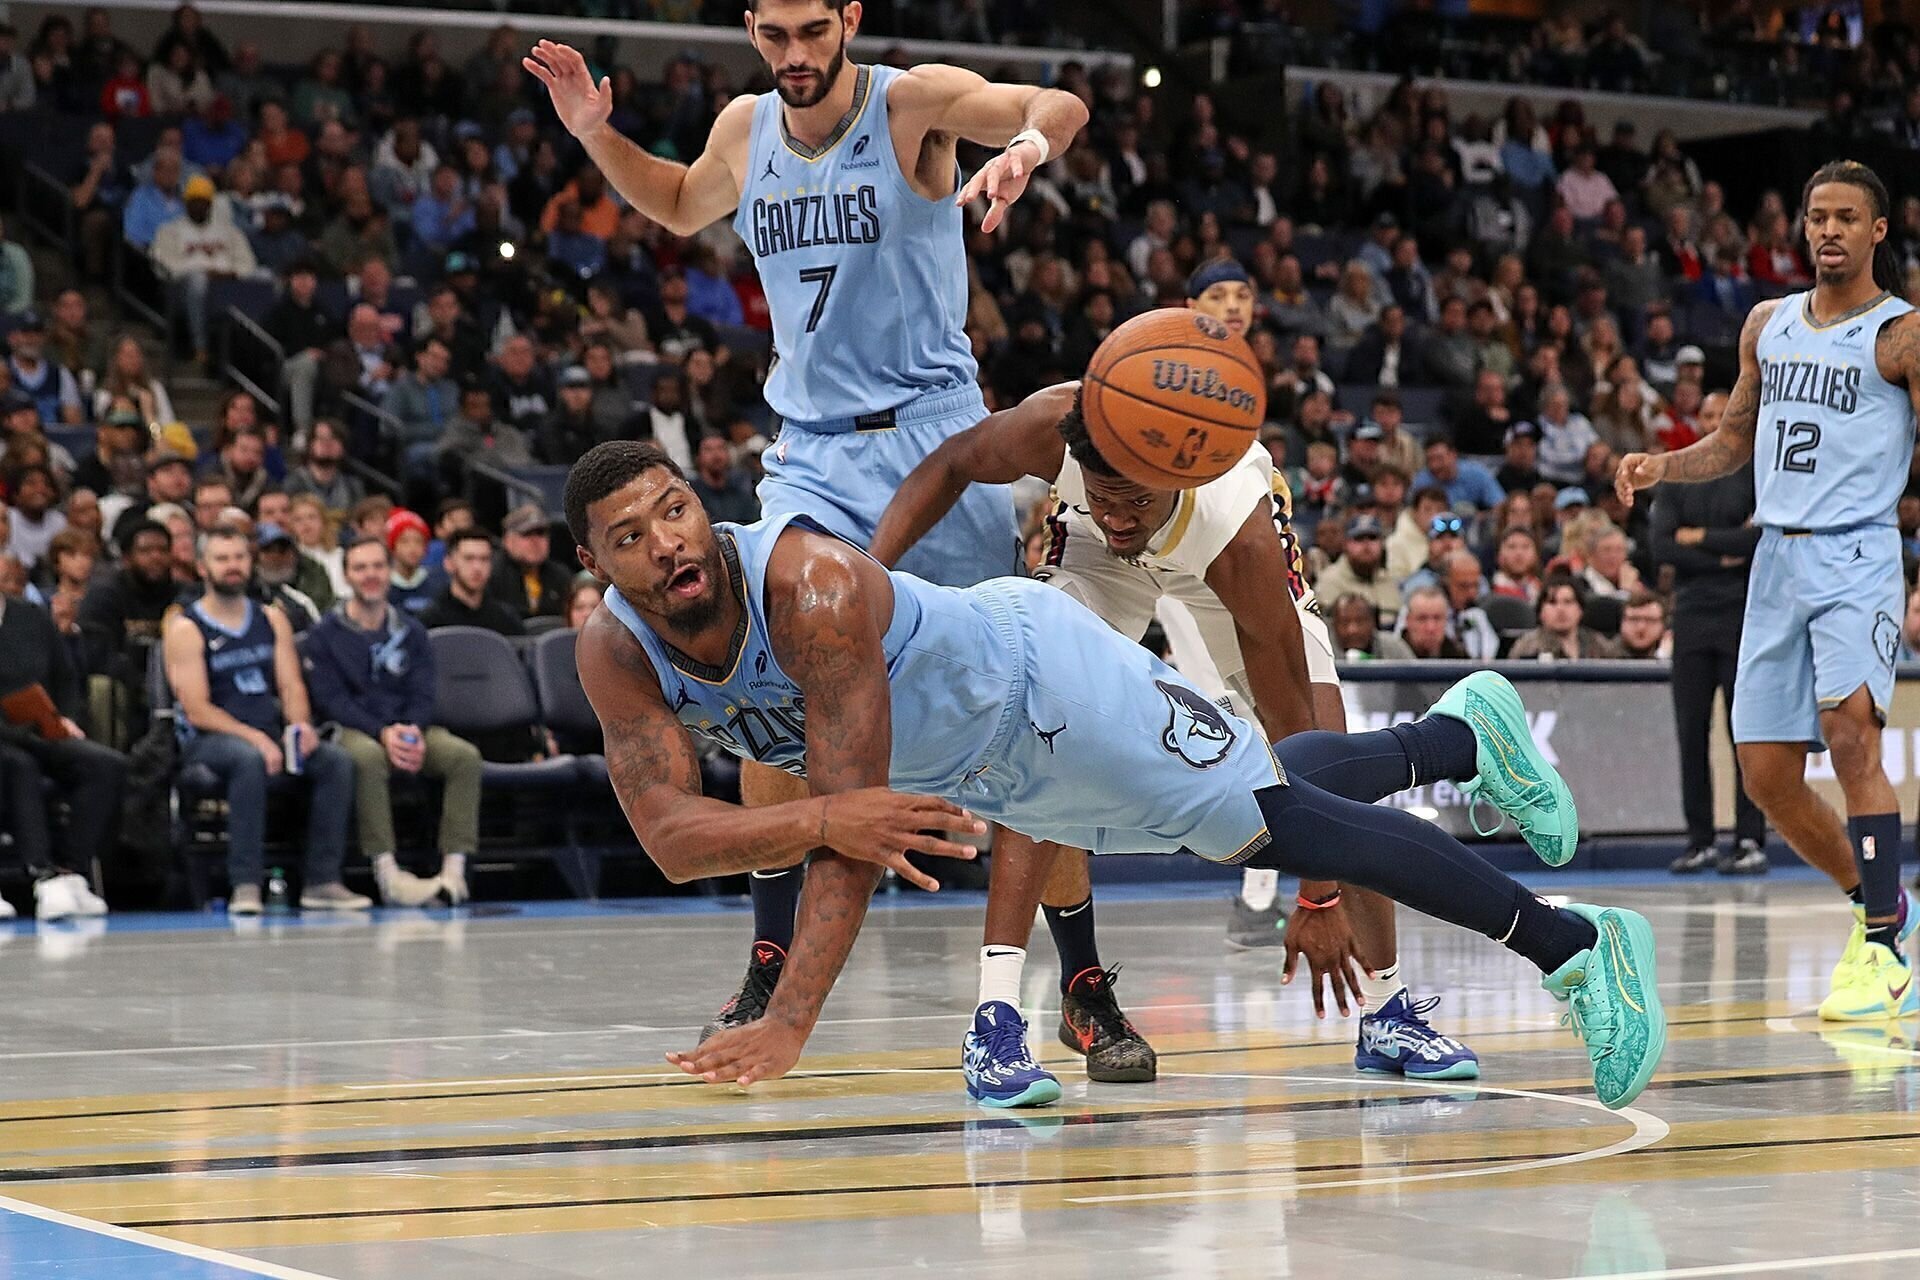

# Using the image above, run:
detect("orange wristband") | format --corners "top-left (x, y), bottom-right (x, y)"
top-left (1296, 891), bottom-right (1342, 911)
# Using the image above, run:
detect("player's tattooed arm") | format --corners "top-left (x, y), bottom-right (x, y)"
top-left (1206, 498), bottom-right (1317, 741)
top-left (1877, 312), bottom-right (1920, 417)
top-left (759, 533), bottom-right (986, 1041)
top-left (1616, 300), bottom-right (1772, 504)
top-left (870, 381), bottom-right (1076, 567)
top-left (578, 607), bottom-right (824, 881)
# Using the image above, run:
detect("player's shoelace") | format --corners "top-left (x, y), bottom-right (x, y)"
top-left (726, 960), bottom-right (781, 1018)
top-left (978, 1018), bottom-right (1043, 1073)
top-left (1377, 993), bottom-right (1444, 1032)
top-left (1458, 773), bottom-right (1553, 841)
top-left (1073, 968), bottom-right (1140, 1043)
top-left (1563, 979), bottom-right (1617, 1064)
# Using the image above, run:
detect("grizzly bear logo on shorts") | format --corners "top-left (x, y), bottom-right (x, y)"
top-left (1156, 679), bottom-right (1236, 769)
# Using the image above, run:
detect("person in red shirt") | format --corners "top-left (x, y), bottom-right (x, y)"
top-left (99, 50), bottom-right (147, 120)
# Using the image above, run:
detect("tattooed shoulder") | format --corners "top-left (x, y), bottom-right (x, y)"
top-left (1877, 311), bottom-right (1920, 387)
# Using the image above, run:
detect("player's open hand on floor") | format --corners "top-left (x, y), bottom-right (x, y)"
top-left (1282, 899), bottom-right (1370, 1019)
top-left (819, 789), bottom-right (986, 892)
top-left (668, 1019), bottom-right (804, 1088)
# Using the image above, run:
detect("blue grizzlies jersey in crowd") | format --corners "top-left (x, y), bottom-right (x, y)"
top-left (733, 63), bottom-right (977, 423)
top-left (1753, 291), bottom-right (1916, 530)
top-left (180, 600), bottom-right (282, 739)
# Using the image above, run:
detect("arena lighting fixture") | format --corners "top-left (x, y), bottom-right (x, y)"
top-left (1142, 66), bottom-right (1162, 88)
top-left (499, 241), bottom-right (516, 260)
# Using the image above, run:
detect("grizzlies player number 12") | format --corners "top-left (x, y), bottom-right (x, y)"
top-left (1772, 418), bottom-right (1822, 474)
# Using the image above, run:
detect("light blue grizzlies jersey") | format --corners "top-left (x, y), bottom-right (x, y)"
top-left (603, 513), bottom-right (1282, 860)
top-left (732, 63), bottom-right (977, 423)
top-left (1753, 290), bottom-right (1917, 530)
top-left (603, 513), bottom-right (1014, 794)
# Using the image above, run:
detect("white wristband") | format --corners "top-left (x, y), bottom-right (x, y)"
top-left (1007, 128), bottom-right (1051, 166)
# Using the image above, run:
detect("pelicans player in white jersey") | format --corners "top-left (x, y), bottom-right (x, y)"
top-left (875, 340), bottom-right (1480, 1100)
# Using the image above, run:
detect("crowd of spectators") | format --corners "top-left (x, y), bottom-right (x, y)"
top-left (6, 3), bottom-right (1920, 913)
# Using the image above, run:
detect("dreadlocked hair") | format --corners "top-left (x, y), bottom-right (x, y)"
top-left (1803, 160), bottom-right (1903, 294)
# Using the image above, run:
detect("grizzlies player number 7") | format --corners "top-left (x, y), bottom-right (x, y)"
top-left (799, 265), bottom-right (836, 332)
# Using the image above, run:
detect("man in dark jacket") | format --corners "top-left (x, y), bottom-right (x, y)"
top-left (488, 504), bottom-right (569, 619)
top-left (0, 592), bottom-right (126, 919)
top-left (420, 529), bottom-right (524, 636)
top-left (264, 261), bottom-right (340, 434)
top-left (1650, 389), bottom-right (1767, 876)
top-left (303, 535), bottom-right (483, 907)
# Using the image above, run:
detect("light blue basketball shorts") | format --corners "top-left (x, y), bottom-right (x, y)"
top-left (1731, 524), bottom-right (1905, 749)
top-left (757, 385), bottom-right (1020, 588)
top-left (953, 577), bottom-right (1283, 863)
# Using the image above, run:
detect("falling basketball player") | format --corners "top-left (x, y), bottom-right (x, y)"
top-left (565, 439), bottom-right (1667, 1111)
top-left (1618, 160), bottom-right (1920, 1019)
top-left (870, 376), bottom-right (1480, 1104)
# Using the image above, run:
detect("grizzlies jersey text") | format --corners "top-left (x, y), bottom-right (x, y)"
top-left (603, 515), bottom-right (1015, 794)
top-left (1753, 291), bottom-right (1917, 530)
top-left (733, 64), bottom-right (976, 424)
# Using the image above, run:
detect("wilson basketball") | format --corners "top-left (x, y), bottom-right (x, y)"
top-left (1081, 309), bottom-right (1267, 489)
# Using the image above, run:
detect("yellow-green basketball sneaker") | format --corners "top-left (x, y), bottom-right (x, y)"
top-left (1540, 904), bottom-right (1666, 1110)
top-left (1819, 942), bottom-right (1919, 1022)
top-left (1429, 671), bottom-right (1580, 866)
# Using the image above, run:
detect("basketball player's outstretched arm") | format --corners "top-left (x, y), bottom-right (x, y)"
top-left (869, 382), bottom-right (1075, 567)
top-left (524, 40), bottom-right (750, 236)
top-left (1616, 300), bottom-right (1774, 504)
top-left (580, 605), bottom-right (980, 886)
top-left (671, 534), bottom-right (968, 1086)
top-left (890, 65), bottom-right (1089, 232)
top-left (1203, 500), bottom-right (1317, 742)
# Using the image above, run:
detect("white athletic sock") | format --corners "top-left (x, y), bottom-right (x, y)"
top-left (1239, 868), bottom-right (1279, 911)
top-left (441, 852), bottom-right (466, 878)
top-left (979, 945), bottom-right (1027, 1013)
top-left (1357, 962), bottom-right (1403, 1012)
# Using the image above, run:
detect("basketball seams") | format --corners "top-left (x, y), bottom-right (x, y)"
top-left (1095, 354), bottom-right (1265, 432)
top-left (1083, 375), bottom-right (1259, 488)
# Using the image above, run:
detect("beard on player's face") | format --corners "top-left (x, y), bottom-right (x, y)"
top-left (771, 38), bottom-right (846, 108)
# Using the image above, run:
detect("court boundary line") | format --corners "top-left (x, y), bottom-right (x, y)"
top-left (0, 1190), bottom-right (338, 1279)
top-left (1543, 1246), bottom-right (1920, 1280)
top-left (1064, 1072), bottom-right (1669, 1203)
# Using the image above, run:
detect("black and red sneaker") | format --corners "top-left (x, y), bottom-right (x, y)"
top-left (699, 941), bottom-right (785, 1044)
top-left (1056, 966), bottom-right (1157, 1083)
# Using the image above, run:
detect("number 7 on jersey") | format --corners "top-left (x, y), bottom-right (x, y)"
top-left (799, 265), bottom-right (837, 333)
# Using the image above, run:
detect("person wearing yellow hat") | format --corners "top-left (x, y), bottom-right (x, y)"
top-left (150, 172), bottom-right (256, 366)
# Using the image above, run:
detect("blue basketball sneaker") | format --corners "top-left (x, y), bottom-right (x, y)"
top-left (1355, 990), bottom-right (1481, 1080)
top-left (963, 1001), bottom-right (1062, 1108)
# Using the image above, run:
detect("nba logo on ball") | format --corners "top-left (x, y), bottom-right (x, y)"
top-left (1082, 310), bottom-right (1266, 489)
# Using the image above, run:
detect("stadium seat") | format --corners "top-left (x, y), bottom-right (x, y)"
top-left (714, 323), bottom-right (773, 366)
top-left (45, 424), bottom-right (94, 462)
top-left (503, 464), bottom-right (570, 520)
top-left (528, 628), bottom-right (605, 778)
top-left (1585, 594), bottom-right (1624, 637)
top-left (429, 625), bottom-right (593, 895)
top-left (1482, 594), bottom-right (1537, 648)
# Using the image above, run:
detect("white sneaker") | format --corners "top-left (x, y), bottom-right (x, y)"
top-left (64, 875), bottom-right (108, 917)
top-left (0, 893), bottom-right (18, 919)
top-left (33, 875), bottom-right (78, 922)
top-left (439, 858), bottom-right (470, 906)
top-left (376, 863), bottom-right (440, 908)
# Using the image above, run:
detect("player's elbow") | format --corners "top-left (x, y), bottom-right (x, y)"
top-left (1054, 90), bottom-right (1091, 135)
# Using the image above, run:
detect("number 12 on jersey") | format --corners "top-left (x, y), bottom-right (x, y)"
top-left (1773, 418), bottom-right (1821, 474)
